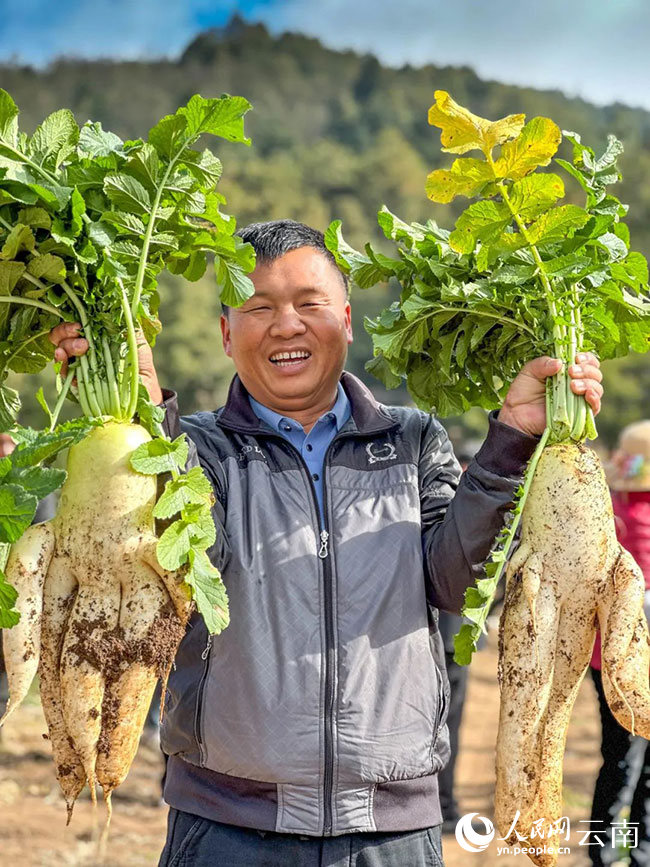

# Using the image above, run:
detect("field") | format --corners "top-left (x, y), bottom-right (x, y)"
top-left (0, 632), bottom-right (603, 866)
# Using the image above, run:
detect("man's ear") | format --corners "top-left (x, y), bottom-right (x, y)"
top-left (220, 313), bottom-right (232, 357)
top-left (345, 301), bottom-right (353, 344)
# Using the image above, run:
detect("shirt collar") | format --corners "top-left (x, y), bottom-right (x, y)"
top-left (248, 383), bottom-right (350, 434)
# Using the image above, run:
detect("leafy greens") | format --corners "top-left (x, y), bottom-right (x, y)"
top-left (0, 90), bottom-right (256, 632)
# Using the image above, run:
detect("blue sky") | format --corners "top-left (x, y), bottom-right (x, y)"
top-left (0, 0), bottom-right (648, 111)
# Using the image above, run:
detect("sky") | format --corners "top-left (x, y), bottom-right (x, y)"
top-left (0, 0), bottom-right (648, 111)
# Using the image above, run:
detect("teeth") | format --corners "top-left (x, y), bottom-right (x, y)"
top-left (270, 351), bottom-right (311, 361)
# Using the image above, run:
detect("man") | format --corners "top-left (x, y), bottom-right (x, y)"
top-left (50, 220), bottom-right (603, 867)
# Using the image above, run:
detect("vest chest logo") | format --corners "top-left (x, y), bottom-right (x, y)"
top-left (366, 442), bottom-right (397, 465)
top-left (237, 444), bottom-right (266, 462)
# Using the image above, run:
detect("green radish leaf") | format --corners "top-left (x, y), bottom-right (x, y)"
top-left (102, 211), bottom-right (145, 235)
top-left (4, 465), bottom-right (66, 500)
top-left (10, 419), bottom-right (96, 466)
top-left (2, 223), bottom-right (35, 258)
top-left (180, 94), bottom-right (252, 144)
top-left (35, 386), bottom-right (54, 427)
top-left (27, 253), bottom-right (66, 283)
top-left (147, 114), bottom-right (188, 159)
top-left (135, 384), bottom-right (165, 439)
top-left (7, 330), bottom-right (55, 374)
top-left (78, 121), bottom-right (124, 158)
top-left (365, 355), bottom-right (402, 389)
top-left (0, 385), bottom-right (20, 432)
top-left (0, 483), bottom-right (38, 543)
top-left (157, 519), bottom-right (192, 569)
top-left (126, 143), bottom-right (161, 189)
top-left (0, 261), bottom-right (26, 293)
top-left (449, 200), bottom-right (511, 254)
top-left (0, 89), bottom-right (19, 148)
top-left (182, 148), bottom-right (223, 186)
top-left (509, 174), bottom-right (565, 221)
top-left (103, 173), bottom-right (152, 214)
top-left (527, 204), bottom-right (590, 245)
top-left (0, 568), bottom-right (20, 628)
top-left (17, 207), bottom-right (51, 230)
top-left (130, 434), bottom-right (189, 475)
top-left (153, 467), bottom-right (214, 519)
top-left (185, 549), bottom-right (229, 635)
top-left (216, 256), bottom-right (255, 307)
top-left (377, 207), bottom-right (426, 244)
top-left (28, 109), bottom-right (79, 169)
top-left (87, 220), bottom-right (117, 248)
top-left (182, 502), bottom-right (217, 548)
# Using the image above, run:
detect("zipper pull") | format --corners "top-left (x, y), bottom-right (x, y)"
top-left (201, 635), bottom-right (213, 661)
top-left (318, 530), bottom-right (330, 559)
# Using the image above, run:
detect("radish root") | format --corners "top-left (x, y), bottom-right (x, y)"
top-left (1, 422), bottom-right (192, 823)
top-left (495, 444), bottom-right (650, 867)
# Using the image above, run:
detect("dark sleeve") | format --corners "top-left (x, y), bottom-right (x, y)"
top-left (420, 411), bottom-right (538, 614)
top-left (159, 389), bottom-right (231, 573)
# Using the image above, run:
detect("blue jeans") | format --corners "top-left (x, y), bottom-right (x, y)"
top-left (159, 808), bottom-right (445, 867)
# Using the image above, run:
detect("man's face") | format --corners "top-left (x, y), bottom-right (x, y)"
top-left (220, 246), bottom-right (353, 413)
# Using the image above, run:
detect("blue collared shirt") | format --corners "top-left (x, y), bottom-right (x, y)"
top-left (248, 383), bottom-right (351, 526)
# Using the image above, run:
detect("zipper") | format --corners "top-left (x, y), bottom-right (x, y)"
top-left (319, 442), bottom-right (336, 836)
top-left (318, 530), bottom-right (330, 559)
top-left (194, 633), bottom-right (213, 763)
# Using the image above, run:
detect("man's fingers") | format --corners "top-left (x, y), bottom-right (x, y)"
top-left (55, 337), bottom-right (89, 359)
top-left (575, 351), bottom-right (600, 368)
top-left (584, 387), bottom-right (602, 416)
top-left (570, 378), bottom-right (603, 398)
top-left (0, 433), bottom-right (16, 457)
top-left (569, 362), bottom-right (602, 383)
top-left (48, 322), bottom-right (81, 346)
top-left (522, 356), bottom-right (563, 382)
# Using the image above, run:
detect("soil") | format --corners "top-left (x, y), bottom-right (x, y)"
top-left (0, 632), bottom-right (603, 866)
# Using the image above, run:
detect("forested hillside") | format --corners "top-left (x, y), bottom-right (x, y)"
top-left (3, 17), bottom-right (649, 444)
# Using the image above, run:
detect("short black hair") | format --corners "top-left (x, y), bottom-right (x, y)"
top-left (221, 219), bottom-right (349, 316)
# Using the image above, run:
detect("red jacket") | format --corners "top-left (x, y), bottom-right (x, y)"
top-left (591, 490), bottom-right (650, 670)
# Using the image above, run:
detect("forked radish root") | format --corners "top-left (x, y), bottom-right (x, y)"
top-left (0, 422), bottom-right (191, 820)
top-left (495, 444), bottom-right (650, 867)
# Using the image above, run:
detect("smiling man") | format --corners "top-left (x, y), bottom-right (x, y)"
top-left (50, 219), bottom-right (603, 867)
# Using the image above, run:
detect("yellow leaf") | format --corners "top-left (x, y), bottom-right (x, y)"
top-left (428, 91), bottom-right (525, 156)
top-left (426, 158), bottom-right (494, 203)
top-left (494, 117), bottom-right (562, 179)
top-left (509, 173), bottom-right (565, 221)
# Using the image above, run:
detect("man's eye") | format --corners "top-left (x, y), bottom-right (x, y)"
top-left (248, 306), bottom-right (270, 312)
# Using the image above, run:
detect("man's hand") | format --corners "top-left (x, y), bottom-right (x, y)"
top-left (499, 353), bottom-right (603, 437)
top-left (49, 323), bottom-right (163, 405)
top-left (0, 433), bottom-right (15, 457)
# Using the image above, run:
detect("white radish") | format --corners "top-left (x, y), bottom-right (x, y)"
top-left (0, 522), bottom-right (55, 725)
top-left (495, 444), bottom-right (650, 867)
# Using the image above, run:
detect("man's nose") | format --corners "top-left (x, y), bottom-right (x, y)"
top-left (269, 307), bottom-right (307, 338)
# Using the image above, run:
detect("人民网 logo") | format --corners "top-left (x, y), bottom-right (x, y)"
top-left (455, 813), bottom-right (495, 853)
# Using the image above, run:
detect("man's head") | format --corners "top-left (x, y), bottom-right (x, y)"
top-left (220, 220), bottom-right (353, 419)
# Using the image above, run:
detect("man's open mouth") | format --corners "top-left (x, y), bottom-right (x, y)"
top-left (269, 351), bottom-right (312, 368)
